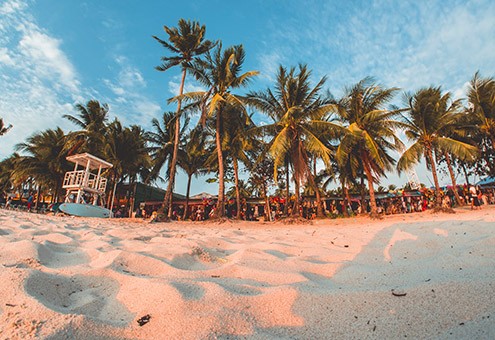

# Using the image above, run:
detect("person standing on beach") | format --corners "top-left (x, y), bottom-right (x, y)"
top-left (469, 184), bottom-right (480, 210)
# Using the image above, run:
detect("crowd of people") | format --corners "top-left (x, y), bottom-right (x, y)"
top-left (2, 184), bottom-right (495, 220)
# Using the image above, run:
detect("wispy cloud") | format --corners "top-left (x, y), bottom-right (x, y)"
top-left (101, 55), bottom-right (162, 126)
top-left (0, 0), bottom-right (81, 159)
top-left (254, 0), bottom-right (495, 98)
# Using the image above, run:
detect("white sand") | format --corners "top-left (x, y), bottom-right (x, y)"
top-left (1, 206), bottom-right (495, 339)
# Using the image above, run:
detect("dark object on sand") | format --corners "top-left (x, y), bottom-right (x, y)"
top-left (137, 314), bottom-right (151, 326)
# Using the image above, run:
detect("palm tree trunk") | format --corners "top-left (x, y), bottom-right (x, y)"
top-left (233, 157), bottom-right (241, 219)
top-left (461, 162), bottom-right (470, 185)
top-left (292, 175), bottom-right (300, 216)
top-left (341, 178), bottom-right (349, 217)
top-left (360, 175), bottom-right (366, 215)
top-left (444, 152), bottom-right (462, 206)
top-left (262, 181), bottom-right (272, 221)
top-left (362, 153), bottom-right (379, 218)
top-left (425, 148), bottom-right (442, 207)
top-left (163, 67), bottom-right (187, 219)
top-left (35, 185), bottom-right (41, 210)
top-left (284, 159), bottom-right (290, 215)
top-left (183, 173), bottom-right (192, 220)
top-left (216, 110), bottom-right (225, 218)
top-left (307, 171), bottom-right (323, 218)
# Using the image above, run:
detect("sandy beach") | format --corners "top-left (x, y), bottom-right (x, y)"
top-left (1, 206), bottom-right (495, 339)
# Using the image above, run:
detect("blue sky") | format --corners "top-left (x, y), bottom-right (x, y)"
top-left (1, 0), bottom-right (494, 194)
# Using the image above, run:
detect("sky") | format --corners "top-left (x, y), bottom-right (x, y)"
top-left (1, 0), bottom-right (495, 195)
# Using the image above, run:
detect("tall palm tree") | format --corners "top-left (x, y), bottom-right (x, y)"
top-left (397, 87), bottom-right (478, 208)
top-left (247, 64), bottom-right (341, 217)
top-left (63, 100), bottom-right (109, 158)
top-left (153, 19), bottom-right (215, 218)
top-left (0, 118), bottom-right (12, 136)
top-left (177, 127), bottom-right (209, 220)
top-left (335, 77), bottom-right (403, 218)
top-left (181, 43), bottom-right (258, 217)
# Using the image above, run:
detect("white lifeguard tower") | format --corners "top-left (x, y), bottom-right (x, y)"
top-left (62, 153), bottom-right (113, 208)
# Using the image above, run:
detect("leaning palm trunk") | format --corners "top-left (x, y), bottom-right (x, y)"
top-left (362, 153), bottom-right (379, 218)
top-left (215, 111), bottom-right (225, 218)
top-left (183, 174), bottom-right (192, 220)
top-left (444, 152), bottom-right (463, 206)
top-left (233, 157), bottom-right (241, 219)
top-left (163, 68), bottom-right (187, 218)
top-left (425, 147), bottom-right (443, 207)
top-left (360, 176), bottom-right (366, 214)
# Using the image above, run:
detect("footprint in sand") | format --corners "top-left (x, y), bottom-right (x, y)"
top-left (110, 252), bottom-right (172, 277)
top-left (37, 241), bottom-right (89, 268)
top-left (24, 271), bottom-right (133, 326)
top-left (0, 228), bottom-right (11, 236)
top-left (170, 281), bottom-right (206, 300)
top-left (169, 247), bottom-right (233, 271)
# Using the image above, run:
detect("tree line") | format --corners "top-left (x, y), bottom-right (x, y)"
top-left (1, 19), bottom-right (494, 220)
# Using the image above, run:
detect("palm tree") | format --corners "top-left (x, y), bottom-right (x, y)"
top-left (153, 19), bottom-right (215, 218)
top-left (63, 100), bottom-right (109, 158)
top-left (335, 77), bottom-right (403, 218)
top-left (181, 43), bottom-right (258, 217)
top-left (397, 87), bottom-right (478, 208)
top-left (145, 111), bottom-right (189, 184)
top-left (0, 153), bottom-right (21, 195)
top-left (466, 72), bottom-right (495, 176)
top-left (467, 72), bottom-right (495, 149)
top-left (247, 64), bottom-right (342, 217)
top-left (177, 127), bottom-right (209, 220)
top-left (222, 106), bottom-right (256, 219)
top-left (14, 128), bottom-right (70, 203)
top-left (0, 118), bottom-right (12, 136)
top-left (105, 120), bottom-right (151, 212)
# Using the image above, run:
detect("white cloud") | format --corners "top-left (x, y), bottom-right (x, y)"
top-left (0, 0), bottom-right (26, 15)
top-left (167, 74), bottom-right (205, 96)
top-left (18, 30), bottom-right (80, 92)
top-left (0, 0), bottom-right (81, 159)
top-left (0, 47), bottom-right (14, 65)
top-left (100, 55), bottom-right (163, 128)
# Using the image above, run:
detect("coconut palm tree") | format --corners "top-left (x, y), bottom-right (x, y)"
top-left (177, 127), bottom-right (209, 220)
top-left (180, 43), bottom-right (258, 217)
top-left (466, 72), bottom-right (495, 176)
top-left (222, 106), bottom-right (257, 219)
top-left (153, 19), bottom-right (215, 218)
top-left (14, 128), bottom-right (70, 203)
top-left (145, 111), bottom-right (189, 184)
top-left (335, 77), bottom-right (403, 218)
top-left (467, 72), bottom-right (495, 149)
top-left (0, 118), bottom-right (12, 136)
top-left (247, 64), bottom-right (342, 217)
top-left (105, 120), bottom-right (151, 212)
top-left (0, 153), bottom-right (21, 195)
top-left (397, 87), bottom-right (478, 208)
top-left (63, 100), bottom-right (109, 158)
